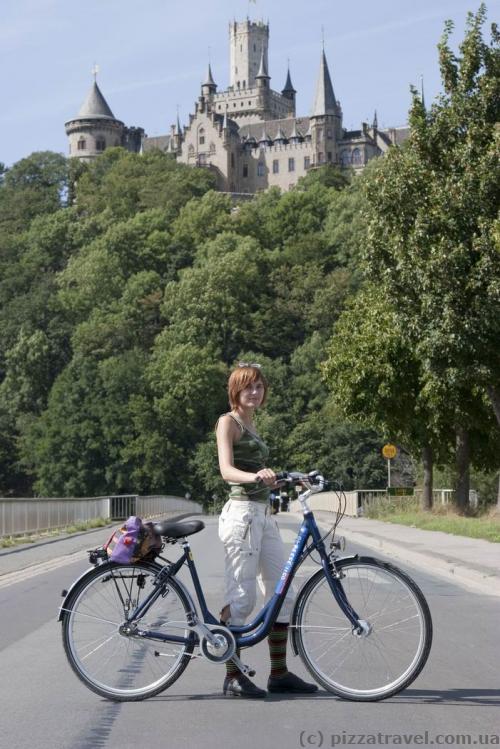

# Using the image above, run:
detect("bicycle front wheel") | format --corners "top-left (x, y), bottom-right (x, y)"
top-left (62, 561), bottom-right (195, 701)
top-left (294, 557), bottom-right (432, 701)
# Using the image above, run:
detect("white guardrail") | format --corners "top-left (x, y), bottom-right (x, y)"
top-left (0, 495), bottom-right (203, 538)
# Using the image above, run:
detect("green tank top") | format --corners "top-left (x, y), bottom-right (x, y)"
top-left (223, 413), bottom-right (270, 503)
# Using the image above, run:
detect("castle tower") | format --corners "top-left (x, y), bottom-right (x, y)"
top-left (65, 77), bottom-right (126, 160)
top-left (65, 74), bottom-right (144, 160)
top-left (201, 64), bottom-right (217, 99)
top-left (229, 19), bottom-right (269, 89)
top-left (310, 49), bottom-right (342, 165)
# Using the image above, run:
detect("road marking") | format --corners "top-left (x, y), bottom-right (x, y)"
top-left (0, 551), bottom-right (87, 590)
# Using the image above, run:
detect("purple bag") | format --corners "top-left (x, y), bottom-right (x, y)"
top-left (106, 516), bottom-right (142, 563)
top-left (104, 516), bottom-right (163, 564)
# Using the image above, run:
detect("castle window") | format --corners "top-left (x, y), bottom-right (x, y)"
top-left (304, 156), bottom-right (310, 169)
top-left (96, 138), bottom-right (106, 151)
top-left (231, 153), bottom-right (235, 168)
top-left (327, 129), bottom-right (333, 139)
top-left (243, 81), bottom-right (246, 88)
top-left (273, 159), bottom-right (279, 174)
top-left (352, 148), bottom-right (363, 165)
top-left (248, 101), bottom-right (252, 105)
top-left (318, 152), bottom-right (324, 163)
top-left (340, 150), bottom-right (350, 166)
top-left (257, 161), bottom-right (265, 177)
top-left (77, 138), bottom-right (86, 151)
top-left (243, 164), bottom-right (248, 178)
top-left (254, 44), bottom-right (256, 52)
top-left (288, 157), bottom-right (295, 172)
top-left (327, 151), bottom-right (332, 162)
top-left (316, 128), bottom-right (323, 141)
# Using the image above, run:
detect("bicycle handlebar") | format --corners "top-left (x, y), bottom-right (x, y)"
top-left (274, 470), bottom-right (330, 491)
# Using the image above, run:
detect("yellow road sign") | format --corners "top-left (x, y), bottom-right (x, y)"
top-left (382, 444), bottom-right (397, 460)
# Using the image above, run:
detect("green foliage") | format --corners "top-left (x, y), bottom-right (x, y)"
top-left (323, 5), bottom-right (500, 505)
top-left (0, 151), bottom-right (68, 233)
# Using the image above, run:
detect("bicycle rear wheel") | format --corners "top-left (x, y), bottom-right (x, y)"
top-left (62, 561), bottom-right (195, 701)
top-left (294, 557), bottom-right (432, 701)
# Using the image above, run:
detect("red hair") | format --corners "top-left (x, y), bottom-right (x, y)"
top-left (228, 365), bottom-right (268, 409)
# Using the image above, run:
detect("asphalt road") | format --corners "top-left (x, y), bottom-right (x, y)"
top-left (1, 515), bottom-right (499, 749)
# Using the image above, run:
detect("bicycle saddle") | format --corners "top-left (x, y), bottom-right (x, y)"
top-left (153, 518), bottom-right (205, 539)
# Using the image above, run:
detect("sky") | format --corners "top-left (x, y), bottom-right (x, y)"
top-left (1, 0), bottom-right (498, 167)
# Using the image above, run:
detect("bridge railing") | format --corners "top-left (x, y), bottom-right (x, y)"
top-left (0, 494), bottom-right (202, 539)
top-left (289, 488), bottom-right (478, 517)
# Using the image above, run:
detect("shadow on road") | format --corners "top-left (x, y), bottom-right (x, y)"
top-left (144, 688), bottom-right (500, 706)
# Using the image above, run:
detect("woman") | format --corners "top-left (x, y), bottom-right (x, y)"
top-left (216, 362), bottom-right (318, 698)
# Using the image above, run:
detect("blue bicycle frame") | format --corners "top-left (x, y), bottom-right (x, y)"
top-left (131, 507), bottom-right (362, 649)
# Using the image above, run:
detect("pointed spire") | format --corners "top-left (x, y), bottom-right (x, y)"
top-left (274, 127), bottom-right (287, 144)
top-left (255, 47), bottom-right (270, 80)
top-left (259, 125), bottom-right (272, 145)
top-left (420, 74), bottom-right (426, 110)
top-left (175, 109), bottom-right (182, 137)
top-left (282, 64), bottom-right (296, 95)
top-left (76, 80), bottom-right (115, 119)
top-left (311, 49), bottom-right (338, 117)
top-left (204, 63), bottom-right (216, 88)
top-left (289, 120), bottom-right (303, 143)
top-left (372, 110), bottom-right (378, 129)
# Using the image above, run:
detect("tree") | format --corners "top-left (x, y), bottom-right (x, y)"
top-left (322, 284), bottom-right (441, 508)
top-left (362, 6), bottom-right (500, 510)
top-left (0, 152), bottom-right (68, 233)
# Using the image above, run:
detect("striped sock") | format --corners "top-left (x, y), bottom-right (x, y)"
top-left (225, 648), bottom-right (241, 678)
top-left (268, 622), bottom-right (289, 678)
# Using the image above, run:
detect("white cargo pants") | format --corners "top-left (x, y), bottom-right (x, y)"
top-left (218, 499), bottom-right (295, 626)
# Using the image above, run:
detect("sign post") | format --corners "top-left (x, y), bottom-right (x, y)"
top-left (381, 444), bottom-right (397, 489)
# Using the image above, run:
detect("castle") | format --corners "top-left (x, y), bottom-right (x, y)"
top-left (65, 18), bottom-right (409, 193)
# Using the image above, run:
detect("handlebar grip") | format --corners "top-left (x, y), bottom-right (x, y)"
top-left (274, 471), bottom-right (290, 482)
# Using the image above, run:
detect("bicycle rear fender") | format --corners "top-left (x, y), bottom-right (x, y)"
top-left (289, 554), bottom-right (358, 656)
top-left (58, 565), bottom-right (102, 622)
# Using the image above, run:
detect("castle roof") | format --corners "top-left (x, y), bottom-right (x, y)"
top-left (204, 64), bottom-right (216, 88)
top-left (311, 50), bottom-right (338, 117)
top-left (282, 66), bottom-right (296, 95)
top-left (256, 48), bottom-right (270, 79)
top-left (75, 80), bottom-right (116, 120)
top-left (240, 117), bottom-right (310, 142)
top-left (142, 135), bottom-right (172, 153)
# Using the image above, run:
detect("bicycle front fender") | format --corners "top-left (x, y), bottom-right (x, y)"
top-left (289, 554), bottom-right (359, 656)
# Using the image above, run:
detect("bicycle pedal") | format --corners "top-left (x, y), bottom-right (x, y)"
top-left (231, 654), bottom-right (255, 677)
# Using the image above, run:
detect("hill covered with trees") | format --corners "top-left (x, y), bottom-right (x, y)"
top-left (0, 6), bottom-right (498, 510)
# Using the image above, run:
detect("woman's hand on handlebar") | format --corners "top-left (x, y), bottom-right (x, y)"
top-left (254, 468), bottom-right (277, 487)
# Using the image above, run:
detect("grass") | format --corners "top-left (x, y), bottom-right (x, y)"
top-left (0, 517), bottom-right (111, 549)
top-left (363, 496), bottom-right (500, 543)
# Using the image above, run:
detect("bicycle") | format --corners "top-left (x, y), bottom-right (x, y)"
top-left (59, 471), bottom-right (432, 702)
